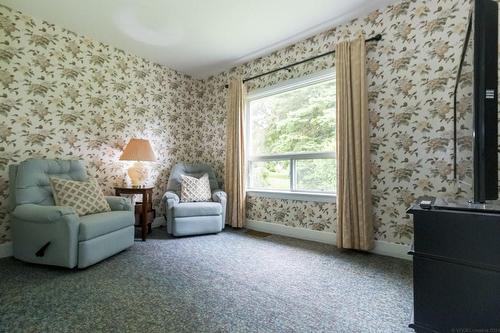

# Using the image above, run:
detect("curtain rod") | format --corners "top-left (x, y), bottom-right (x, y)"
top-left (225, 33), bottom-right (382, 88)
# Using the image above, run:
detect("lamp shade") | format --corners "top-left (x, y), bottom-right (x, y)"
top-left (119, 138), bottom-right (156, 161)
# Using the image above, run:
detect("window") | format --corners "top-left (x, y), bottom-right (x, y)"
top-left (246, 70), bottom-right (336, 201)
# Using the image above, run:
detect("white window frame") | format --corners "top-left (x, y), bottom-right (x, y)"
top-left (245, 69), bottom-right (336, 202)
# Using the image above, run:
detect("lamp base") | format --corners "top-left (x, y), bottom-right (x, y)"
top-left (127, 161), bottom-right (148, 187)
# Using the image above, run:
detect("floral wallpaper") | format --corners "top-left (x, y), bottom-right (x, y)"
top-left (0, 0), bottom-right (480, 247)
top-left (199, 0), bottom-right (474, 245)
top-left (0, 5), bottom-right (205, 244)
top-left (247, 196), bottom-right (337, 233)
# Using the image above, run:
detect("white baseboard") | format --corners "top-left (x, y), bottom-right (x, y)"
top-left (246, 219), bottom-right (411, 260)
top-left (0, 241), bottom-right (13, 258)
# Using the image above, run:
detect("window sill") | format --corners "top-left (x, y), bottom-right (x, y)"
top-left (246, 189), bottom-right (336, 203)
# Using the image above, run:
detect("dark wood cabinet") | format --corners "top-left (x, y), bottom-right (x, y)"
top-left (408, 206), bottom-right (500, 332)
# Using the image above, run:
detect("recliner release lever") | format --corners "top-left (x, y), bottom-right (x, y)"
top-left (35, 242), bottom-right (51, 257)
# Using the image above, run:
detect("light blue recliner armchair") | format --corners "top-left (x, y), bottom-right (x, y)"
top-left (9, 159), bottom-right (135, 269)
top-left (162, 163), bottom-right (226, 236)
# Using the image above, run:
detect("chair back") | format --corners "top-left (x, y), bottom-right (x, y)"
top-left (9, 159), bottom-right (87, 208)
top-left (166, 163), bottom-right (218, 195)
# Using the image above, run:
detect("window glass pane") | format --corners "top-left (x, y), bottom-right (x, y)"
top-left (296, 159), bottom-right (336, 192)
top-left (249, 79), bottom-right (335, 156)
top-left (249, 160), bottom-right (290, 190)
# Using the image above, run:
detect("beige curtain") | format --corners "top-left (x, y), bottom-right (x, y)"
top-left (225, 77), bottom-right (247, 228)
top-left (335, 34), bottom-right (374, 251)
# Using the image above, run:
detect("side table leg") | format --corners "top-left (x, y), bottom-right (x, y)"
top-left (141, 192), bottom-right (148, 241)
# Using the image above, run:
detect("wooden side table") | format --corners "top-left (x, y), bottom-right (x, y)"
top-left (114, 186), bottom-right (154, 241)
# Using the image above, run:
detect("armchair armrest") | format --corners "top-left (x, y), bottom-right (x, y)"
top-left (212, 189), bottom-right (226, 203)
top-left (162, 191), bottom-right (180, 208)
top-left (212, 189), bottom-right (227, 229)
top-left (12, 204), bottom-right (78, 223)
top-left (105, 196), bottom-right (133, 211)
top-left (11, 204), bottom-right (80, 268)
top-left (162, 191), bottom-right (179, 234)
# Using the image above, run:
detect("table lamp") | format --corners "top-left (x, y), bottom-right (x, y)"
top-left (119, 138), bottom-right (156, 187)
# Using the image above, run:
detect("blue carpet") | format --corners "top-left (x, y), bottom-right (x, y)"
top-left (0, 227), bottom-right (412, 332)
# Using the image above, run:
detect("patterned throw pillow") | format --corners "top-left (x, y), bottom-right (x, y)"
top-left (180, 173), bottom-right (212, 202)
top-left (49, 177), bottom-right (111, 216)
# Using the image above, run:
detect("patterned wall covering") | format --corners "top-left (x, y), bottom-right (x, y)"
top-left (0, 0), bottom-right (477, 247)
top-left (0, 5), bottom-right (205, 244)
top-left (200, 0), bottom-right (473, 245)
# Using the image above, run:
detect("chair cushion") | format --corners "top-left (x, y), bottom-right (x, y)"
top-left (180, 173), bottom-right (212, 202)
top-left (79, 211), bottom-right (134, 241)
top-left (14, 159), bottom-right (87, 206)
top-left (50, 177), bottom-right (111, 216)
top-left (173, 202), bottom-right (222, 217)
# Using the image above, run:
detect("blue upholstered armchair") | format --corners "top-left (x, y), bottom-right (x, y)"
top-left (162, 163), bottom-right (226, 236)
top-left (8, 159), bottom-right (135, 269)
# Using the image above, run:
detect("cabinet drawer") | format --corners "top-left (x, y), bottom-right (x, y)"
top-left (412, 210), bottom-right (500, 268)
top-left (413, 256), bottom-right (500, 331)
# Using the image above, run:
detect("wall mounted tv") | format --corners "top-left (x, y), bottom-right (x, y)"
top-left (454, 0), bottom-right (498, 203)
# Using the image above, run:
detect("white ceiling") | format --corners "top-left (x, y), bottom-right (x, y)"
top-left (1, 0), bottom-right (396, 78)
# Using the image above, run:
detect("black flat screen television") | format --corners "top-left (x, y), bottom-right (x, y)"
top-left (454, 0), bottom-right (498, 203)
